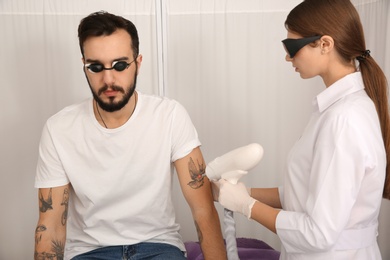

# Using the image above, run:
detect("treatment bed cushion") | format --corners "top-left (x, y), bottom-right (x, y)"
top-left (184, 237), bottom-right (280, 260)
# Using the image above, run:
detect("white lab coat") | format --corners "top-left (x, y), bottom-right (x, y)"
top-left (276, 72), bottom-right (385, 260)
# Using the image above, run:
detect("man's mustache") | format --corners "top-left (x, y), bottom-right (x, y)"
top-left (98, 85), bottom-right (125, 95)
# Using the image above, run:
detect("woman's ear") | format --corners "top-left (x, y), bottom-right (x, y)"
top-left (320, 35), bottom-right (334, 55)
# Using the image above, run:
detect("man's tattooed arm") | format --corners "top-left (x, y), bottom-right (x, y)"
top-left (35, 186), bottom-right (69, 260)
top-left (174, 147), bottom-right (227, 259)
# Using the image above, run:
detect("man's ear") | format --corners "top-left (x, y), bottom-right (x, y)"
top-left (136, 54), bottom-right (143, 74)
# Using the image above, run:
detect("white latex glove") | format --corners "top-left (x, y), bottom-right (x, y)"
top-left (212, 181), bottom-right (251, 202)
top-left (217, 179), bottom-right (257, 219)
top-left (211, 181), bottom-right (220, 202)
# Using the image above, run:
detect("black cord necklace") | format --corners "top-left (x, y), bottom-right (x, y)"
top-left (94, 94), bottom-right (138, 129)
top-left (95, 100), bottom-right (108, 128)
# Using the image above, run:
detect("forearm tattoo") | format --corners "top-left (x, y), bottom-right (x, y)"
top-left (34, 239), bottom-right (64, 260)
top-left (187, 157), bottom-right (205, 189)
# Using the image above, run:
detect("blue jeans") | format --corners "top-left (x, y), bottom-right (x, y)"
top-left (71, 242), bottom-right (186, 260)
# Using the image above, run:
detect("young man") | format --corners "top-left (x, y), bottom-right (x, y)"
top-left (34, 11), bottom-right (226, 260)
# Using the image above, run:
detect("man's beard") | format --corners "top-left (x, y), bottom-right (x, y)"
top-left (86, 71), bottom-right (137, 112)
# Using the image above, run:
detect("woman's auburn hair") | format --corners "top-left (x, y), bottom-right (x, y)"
top-left (285, 0), bottom-right (390, 199)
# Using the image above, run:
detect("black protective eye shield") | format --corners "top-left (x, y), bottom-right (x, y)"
top-left (282, 35), bottom-right (322, 58)
top-left (84, 59), bottom-right (136, 73)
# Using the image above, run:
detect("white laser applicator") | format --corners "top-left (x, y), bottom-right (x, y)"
top-left (206, 143), bottom-right (264, 260)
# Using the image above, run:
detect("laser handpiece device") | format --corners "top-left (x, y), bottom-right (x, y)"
top-left (205, 143), bottom-right (264, 260)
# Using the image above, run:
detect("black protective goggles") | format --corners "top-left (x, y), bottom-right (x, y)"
top-left (84, 59), bottom-right (135, 73)
top-left (282, 35), bottom-right (322, 58)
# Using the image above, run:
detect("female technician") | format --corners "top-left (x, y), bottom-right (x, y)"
top-left (214, 0), bottom-right (390, 259)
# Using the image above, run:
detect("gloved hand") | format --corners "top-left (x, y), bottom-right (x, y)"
top-left (217, 179), bottom-right (257, 219)
top-left (212, 180), bottom-right (251, 201)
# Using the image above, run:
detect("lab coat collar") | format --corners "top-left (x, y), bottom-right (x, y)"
top-left (314, 72), bottom-right (364, 113)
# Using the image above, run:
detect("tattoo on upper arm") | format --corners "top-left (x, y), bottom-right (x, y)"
top-left (187, 157), bottom-right (205, 189)
top-left (194, 221), bottom-right (203, 244)
top-left (39, 189), bottom-right (53, 213)
top-left (60, 189), bottom-right (69, 226)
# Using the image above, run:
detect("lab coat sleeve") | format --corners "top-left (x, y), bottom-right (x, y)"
top-left (276, 114), bottom-right (370, 253)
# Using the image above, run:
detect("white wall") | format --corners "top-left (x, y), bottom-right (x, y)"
top-left (0, 0), bottom-right (389, 259)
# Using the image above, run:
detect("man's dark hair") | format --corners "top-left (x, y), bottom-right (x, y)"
top-left (78, 11), bottom-right (139, 59)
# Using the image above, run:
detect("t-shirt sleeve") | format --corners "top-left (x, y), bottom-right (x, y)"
top-left (35, 121), bottom-right (70, 188)
top-left (170, 101), bottom-right (201, 162)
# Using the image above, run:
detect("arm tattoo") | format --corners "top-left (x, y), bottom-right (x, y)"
top-left (34, 239), bottom-right (64, 260)
top-left (39, 189), bottom-right (53, 213)
top-left (187, 157), bottom-right (205, 189)
top-left (51, 240), bottom-right (65, 260)
top-left (35, 225), bottom-right (47, 245)
top-left (35, 189), bottom-right (67, 259)
top-left (194, 221), bottom-right (203, 244)
top-left (60, 188), bottom-right (69, 226)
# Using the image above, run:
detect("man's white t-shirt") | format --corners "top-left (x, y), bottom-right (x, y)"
top-left (35, 92), bottom-right (201, 259)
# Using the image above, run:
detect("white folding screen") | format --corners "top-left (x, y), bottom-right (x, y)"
top-left (167, 0), bottom-right (313, 251)
top-left (1, 0), bottom-right (389, 259)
